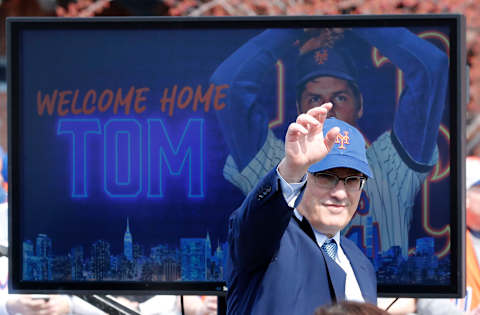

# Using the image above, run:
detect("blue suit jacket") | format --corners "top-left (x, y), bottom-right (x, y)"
top-left (226, 169), bottom-right (377, 315)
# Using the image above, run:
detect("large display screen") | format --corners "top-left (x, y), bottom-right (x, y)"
top-left (8, 15), bottom-right (466, 296)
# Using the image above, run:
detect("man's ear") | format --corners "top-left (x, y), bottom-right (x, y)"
top-left (357, 95), bottom-right (364, 119)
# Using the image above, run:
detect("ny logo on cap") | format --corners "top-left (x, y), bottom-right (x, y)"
top-left (314, 49), bottom-right (329, 64)
top-left (335, 131), bottom-right (350, 149)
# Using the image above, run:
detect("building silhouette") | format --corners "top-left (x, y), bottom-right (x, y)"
top-left (124, 217), bottom-right (133, 261)
top-left (91, 240), bottom-right (111, 280)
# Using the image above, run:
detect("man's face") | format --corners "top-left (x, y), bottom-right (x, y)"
top-left (467, 186), bottom-right (480, 231)
top-left (299, 76), bottom-right (362, 126)
top-left (297, 167), bottom-right (363, 237)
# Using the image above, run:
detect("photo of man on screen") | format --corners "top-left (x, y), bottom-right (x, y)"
top-left (210, 26), bottom-right (449, 267)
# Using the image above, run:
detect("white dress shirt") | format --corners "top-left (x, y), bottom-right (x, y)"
top-left (277, 169), bottom-right (365, 302)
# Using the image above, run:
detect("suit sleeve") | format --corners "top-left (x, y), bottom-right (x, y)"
top-left (352, 27), bottom-right (449, 168)
top-left (210, 29), bottom-right (301, 171)
top-left (228, 168), bottom-right (293, 272)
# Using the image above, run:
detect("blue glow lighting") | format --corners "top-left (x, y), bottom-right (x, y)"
top-left (104, 119), bottom-right (142, 198)
top-left (58, 118), bottom-right (205, 199)
top-left (57, 119), bottom-right (101, 198)
top-left (147, 119), bottom-right (204, 198)
top-left (115, 131), bottom-right (131, 186)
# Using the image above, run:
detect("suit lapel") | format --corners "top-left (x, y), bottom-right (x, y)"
top-left (341, 238), bottom-right (375, 304)
top-left (294, 216), bottom-right (347, 302)
top-left (321, 250), bottom-right (346, 301)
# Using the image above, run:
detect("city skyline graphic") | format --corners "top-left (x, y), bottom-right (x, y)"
top-left (23, 217), bottom-right (228, 282)
top-left (22, 217), bottom-right (450, 285)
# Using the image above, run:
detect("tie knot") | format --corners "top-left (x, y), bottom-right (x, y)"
top-left (321, 239), bottom-right (337, 260)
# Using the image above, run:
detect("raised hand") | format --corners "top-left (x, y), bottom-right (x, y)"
top-left (278, 102), bottom-right (339, 183)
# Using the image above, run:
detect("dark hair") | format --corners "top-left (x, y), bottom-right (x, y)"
top-left (314, 301), bottom-right (389, 315)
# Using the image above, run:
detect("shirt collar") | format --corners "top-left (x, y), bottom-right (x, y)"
top-left (293, 209), bottom-right (341, 247)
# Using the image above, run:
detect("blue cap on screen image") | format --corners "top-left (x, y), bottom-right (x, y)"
top-left (308, 118), bottom-right (372, 178)
top-left (296, 47), bottom-right (358, 88)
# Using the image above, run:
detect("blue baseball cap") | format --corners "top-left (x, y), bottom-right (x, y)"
top-left (296, 47), bottom-right (358, 88)
top-left (308, 118), bottom-right (372, 178)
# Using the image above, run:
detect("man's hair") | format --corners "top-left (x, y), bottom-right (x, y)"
top-left (314, 301), bottom-right (389, 315)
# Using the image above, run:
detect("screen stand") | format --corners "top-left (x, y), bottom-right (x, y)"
top-left (76, 295), bottom-right (141, 315)
top-left (218, 295), bottom-right (227, 315)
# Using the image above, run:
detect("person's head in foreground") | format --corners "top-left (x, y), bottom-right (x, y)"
top-left (314, 301), bottom-right (388, 315)
top-left (297, 117), bottom-right (372, 238)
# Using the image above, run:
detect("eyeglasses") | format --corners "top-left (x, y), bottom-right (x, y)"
top-left (311, 172), bottom-right (366, 192)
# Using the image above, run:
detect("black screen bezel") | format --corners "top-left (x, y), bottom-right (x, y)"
top-left (7, 15), bottom-right (466, 297)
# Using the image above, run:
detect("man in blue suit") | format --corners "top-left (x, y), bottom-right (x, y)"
top-left (226, 102), bottom-right (377, 315)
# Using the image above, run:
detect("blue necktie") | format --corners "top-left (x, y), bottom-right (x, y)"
top-left (322, 239), bottom-right (337, 260)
